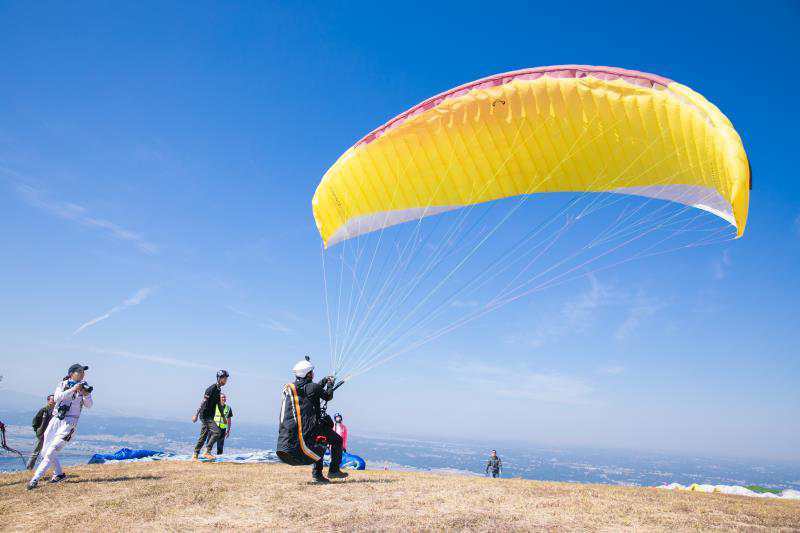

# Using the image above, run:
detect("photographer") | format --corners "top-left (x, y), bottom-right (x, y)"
top-left (27, 364), bottom-right (93, 490)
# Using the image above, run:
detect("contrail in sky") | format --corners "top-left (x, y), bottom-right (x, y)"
top-left (72, 287), bottom-right (155, 336)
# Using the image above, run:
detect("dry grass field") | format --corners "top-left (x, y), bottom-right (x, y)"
top-left (0, 461), bottom-right (798, 531)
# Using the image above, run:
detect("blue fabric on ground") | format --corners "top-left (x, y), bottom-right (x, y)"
top-left (88, 448), bottom-right (163, 464)
top-left (323, 449), bottom-right (366, 470)
top-left (341, 452), bottom-right (366, 470)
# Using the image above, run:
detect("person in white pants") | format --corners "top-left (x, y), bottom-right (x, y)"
top-left (28, 363), bottom-right (93, 490)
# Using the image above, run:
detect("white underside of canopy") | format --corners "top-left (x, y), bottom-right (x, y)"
top-left (326, 205), bottom-right (460, 247)
top-left (325, 184), bottom-right (735, 247)
top-left (610, 184), bottom-right (736, 228)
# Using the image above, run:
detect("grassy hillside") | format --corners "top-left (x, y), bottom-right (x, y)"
top-left (1, 461), bottom-right (798, 531)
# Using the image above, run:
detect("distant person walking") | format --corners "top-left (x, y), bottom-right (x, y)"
top-left (486, 450), bottom-right (502, 478)
top-left (26, 394), bottom-right (55, 470)
top-left (192, 370), bottom-right (229, 461)
top-left (212, 394), bottom-right (233, 455)
top-left (28, 364), bottom-right (93, 490)
top-left (333, 413), bottom-right (348, 452)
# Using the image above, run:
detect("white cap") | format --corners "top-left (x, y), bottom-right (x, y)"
top-left (292, 359), bottom-right (314, 378)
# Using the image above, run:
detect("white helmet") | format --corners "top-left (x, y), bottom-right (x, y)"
top-left (292, 359), bottom-right (314, 378)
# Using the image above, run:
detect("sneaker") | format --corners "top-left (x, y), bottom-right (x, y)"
top-left (49, 473), bottom-right (67, 484)
top-left (201, 452), bottom-right (215, 461)
top-left (26, 480), bottom-right (38, 491)
top-left (312, 475), bottom-right (330, 484)
top-left (328, 470), bottom-right (349, 479)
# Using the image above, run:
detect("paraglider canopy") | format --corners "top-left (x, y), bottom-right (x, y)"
top-left (313, 65), bottom-right (750, 382)
top-left (313, 65), bottom-right (749, 247)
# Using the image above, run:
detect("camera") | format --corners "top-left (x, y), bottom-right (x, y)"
top-left (72, 380), bottom-right (93, 394)
top-left (55, 381), bottom-right (94, 420)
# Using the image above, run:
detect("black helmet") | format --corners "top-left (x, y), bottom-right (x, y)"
top-left (217, 370), bottom-right (230, 379)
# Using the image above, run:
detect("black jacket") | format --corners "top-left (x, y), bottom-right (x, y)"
top-left (294, 376), bottom-right (334, 427)
top-left (486, 456), bottom-right (502, 474)
top-left (276, 376), bottom-right (334, 466)
top-left (31, 405), bottom-right (52, 438)
top-left (197, 383), bottom-right (223, 421)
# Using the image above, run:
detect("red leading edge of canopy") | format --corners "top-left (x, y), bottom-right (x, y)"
top-left (355, 65), bottom-right (674, 148)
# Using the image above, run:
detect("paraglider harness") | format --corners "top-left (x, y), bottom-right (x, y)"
top-left (0, 422), bottom-right (27, 467)
top-left (276, 377), bottom-right (345, 466)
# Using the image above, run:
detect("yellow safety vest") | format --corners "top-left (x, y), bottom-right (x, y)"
top-left (214, 404), bottom-right (231, 429)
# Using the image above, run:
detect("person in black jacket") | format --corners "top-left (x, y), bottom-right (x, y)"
top-left (192, 370), bottom-right (229, 460)
top-left (291, 358), bottom-right (347, 483)
top-left (26, 395), bottom-right (55, 470)
top-left (485, 450), bottom-right (503, 478)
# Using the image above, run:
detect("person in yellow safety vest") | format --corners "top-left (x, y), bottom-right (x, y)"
top-left (212, 394), bottom-right (233, 455)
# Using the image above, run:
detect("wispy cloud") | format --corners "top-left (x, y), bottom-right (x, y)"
top-left (84, 345), bottom-right (216, 370)
top-left (449, 360), bottom-right (594, 405)
top-left (510, 274), bottom-right (614, 348)
top-left (73, 287), bottom-right (155, 336)
top-left (614, 291), bottom-right (663, 341)
top-left (16, 184), bottom-right (158, 255)
top-left (226, 305), bottom-right (293, 334)
top-left (63, 345), bottom-right (280, 380)
top-left (598, 364), bottom-right (625, 376)
top-left (505, 275), bottom-right (662, 345)
top-left (712, 249), bottom-right (732, 281)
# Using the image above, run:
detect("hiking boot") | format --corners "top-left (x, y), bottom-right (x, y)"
top-left (49, 473), bottom-right (67, 484)
top-left (312, 474), bottom-right (331, 484)
top-left (26, 480), bottom-right (38, 491)
top-left (328, 470), bottom-right (349, 479)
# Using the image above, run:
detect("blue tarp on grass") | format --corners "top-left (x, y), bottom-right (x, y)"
top-left (323, 450), bottom-right (366, 470)
top-left (88, 448), bottom-right (163, 464)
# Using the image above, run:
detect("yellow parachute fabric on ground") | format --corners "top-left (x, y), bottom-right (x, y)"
top-left (313, 66), bottom-right (749, 247)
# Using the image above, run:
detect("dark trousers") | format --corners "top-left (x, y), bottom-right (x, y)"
top-left (313, 425), bottom-right (343, 476)
top-left (194, 419), bottom-right (222, 454)
top-left (216, 432), bottom-right (226, 454)
top-left (491, 471), bottom-right (499, 478)
top-left (26, 436), bottom-right (44, 470)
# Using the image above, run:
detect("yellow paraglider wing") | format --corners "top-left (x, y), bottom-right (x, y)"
top-left (313, 66), bottom-right (749, 247)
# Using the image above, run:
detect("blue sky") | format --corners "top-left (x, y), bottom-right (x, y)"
top-left (1, 1), bottom-right (798, 461)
